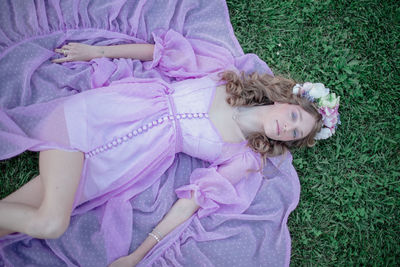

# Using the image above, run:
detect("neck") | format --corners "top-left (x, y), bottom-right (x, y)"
top-left (233, 105), bottom-right (268, 136)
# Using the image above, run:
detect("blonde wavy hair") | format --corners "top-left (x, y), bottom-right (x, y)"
top-left (220, 71), bottom-right (323, 159)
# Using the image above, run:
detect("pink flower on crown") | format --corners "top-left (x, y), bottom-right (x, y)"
top-left (324, 114), bottom-right (338, 128)
top-left (319, 105), bottom-right (339, 125)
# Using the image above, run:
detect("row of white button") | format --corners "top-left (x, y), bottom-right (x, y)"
top-left (84, 112), bottom-right (209, 158)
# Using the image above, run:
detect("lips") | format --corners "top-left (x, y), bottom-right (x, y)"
top-left (276, 120), bottom-right (280, 135)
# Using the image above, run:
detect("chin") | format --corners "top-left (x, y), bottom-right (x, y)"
top-left (265, 133), bottom-right (279, 141)
top-left (270, 135), bottom-right (289, 142)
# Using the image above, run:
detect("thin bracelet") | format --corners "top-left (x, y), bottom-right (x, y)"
top-left (152, 228), bottom-right (163, 239)
top-left (148, 232), bottom-right (161, 242)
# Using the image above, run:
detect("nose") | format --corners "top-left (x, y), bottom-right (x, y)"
top-left (284, 122), bottom-right (294, 132)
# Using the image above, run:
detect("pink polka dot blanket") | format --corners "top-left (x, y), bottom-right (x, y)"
top-left (0, 0), bottom-right (300, 266)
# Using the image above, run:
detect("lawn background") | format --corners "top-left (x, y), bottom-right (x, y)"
top-left (226, 0), bottom-right (399, 265)
top-left (1, 0), bottom-right (399, 266)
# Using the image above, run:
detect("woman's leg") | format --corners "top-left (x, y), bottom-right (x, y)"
top-left (0, 175), bottom-right (44, 237)
top-left (0, 150), bottom-right (84, 239)
top-left (1, 175), bottom-right (44, 206)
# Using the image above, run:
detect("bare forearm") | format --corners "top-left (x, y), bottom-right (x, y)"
top-left (94, 44), bottom-right (154, 61)
top-left (53, 42), bottom-right (155, 63)
top-left (132, 197), bottom-right (199, 260)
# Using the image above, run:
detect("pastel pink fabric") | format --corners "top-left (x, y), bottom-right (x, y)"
top-left (0, 1), bottom-right (300, 267)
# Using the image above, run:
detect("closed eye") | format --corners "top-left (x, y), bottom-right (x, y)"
top-left (291, 112), bottom-right (297, 121)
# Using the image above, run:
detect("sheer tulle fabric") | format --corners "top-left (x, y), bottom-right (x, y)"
top-left (0, 1), bottom-right (298, 266)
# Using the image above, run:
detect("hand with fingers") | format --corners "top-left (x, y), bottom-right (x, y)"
top-left (52, 43), bottom-right (101, 63)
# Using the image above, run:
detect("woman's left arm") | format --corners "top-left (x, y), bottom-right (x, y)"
top-left (53, 43), bottom-right (154, 63)
top-left (110, 151), bottom-right (262, 266)
top-left (109, 196), bottom-right (199, 267)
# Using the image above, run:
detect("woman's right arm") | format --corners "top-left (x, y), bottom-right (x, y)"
top-left (53, 29), bottom-right (235, 81)
top-left (52, 43), bottom-right (154, 63)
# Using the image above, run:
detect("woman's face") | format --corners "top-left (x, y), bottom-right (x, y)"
top-left (263, 102), bottom-right (316, 141)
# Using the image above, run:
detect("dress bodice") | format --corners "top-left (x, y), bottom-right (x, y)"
top-left (169, 76), bottom-right (223, 162)
top-left (80, 76), bottom-right (225, 162)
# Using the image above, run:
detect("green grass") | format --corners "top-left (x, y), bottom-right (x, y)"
top-left (227, 0), bottom-right (399, 265)
top-left (0, 152), bottom-right (38, 198)
top-left (1, 0), bottom-right (399, 266)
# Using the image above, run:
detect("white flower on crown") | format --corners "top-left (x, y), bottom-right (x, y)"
top-left (292, 84), bottom-right (303, 95)
top-left (309, 83), bottom-right (330, 98)
top-left (293, 82), bottom-right (330, 99)
top-left (318, 93), bottom-right (340, 109)
top-left (314, 127), bottom-right (334, 140)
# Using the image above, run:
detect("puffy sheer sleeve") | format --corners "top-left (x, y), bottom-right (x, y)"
top-left (146, 29), bottom-right (236, 80)
top-left (175, 150), bottom-right (263, 218)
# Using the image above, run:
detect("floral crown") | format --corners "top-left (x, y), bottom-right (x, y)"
top-left (292, 82), bottom-right (341, 140)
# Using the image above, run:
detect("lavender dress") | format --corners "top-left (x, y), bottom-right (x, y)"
top-left (62, 71), bottom-right (262, 217)
top-left (0, 1), bottom-right (300, 266)
top-left (11, 30), bottom-right (263, 218)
